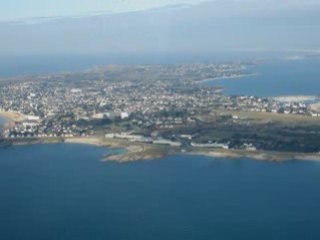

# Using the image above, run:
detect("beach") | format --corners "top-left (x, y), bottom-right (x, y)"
top-left (0, 110), bottom-right (25, 123)
top-left (65, 137), bottom-right (175, 162)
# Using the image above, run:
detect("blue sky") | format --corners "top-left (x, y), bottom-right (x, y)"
top-left (3, 0), bottom-right (206, 21)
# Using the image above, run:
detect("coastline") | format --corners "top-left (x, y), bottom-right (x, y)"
top-left (61, 137), bottom-right (320, 162)
top-left (0, 110), bottom-right (25, 123)
top-left (189, 148), bottom-right (320, 162)
top-left (197, 73), bottom-right (257, 84)
top-left (2, 136), bottom-right (319, 163)
top-left (64, 137), bottom-right (176, 162)
top-left (3, 137), bottom-right (320, 162)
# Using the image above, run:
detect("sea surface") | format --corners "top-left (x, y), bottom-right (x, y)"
top-left (1, 143), bottom-right (320, 240)
top-left (203, 57), bottom-right (320, 97)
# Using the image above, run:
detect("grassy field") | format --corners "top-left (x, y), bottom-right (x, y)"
top-left (212, 110), bottom-right (320, 125)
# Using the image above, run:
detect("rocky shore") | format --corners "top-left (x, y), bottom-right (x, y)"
top-left (1, 136), bottom-right (320, 163)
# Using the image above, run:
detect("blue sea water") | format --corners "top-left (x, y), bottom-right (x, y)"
top-left (204, 58), bottom-right (320, 97)
top-left (1, 143), bottom-right (320, 240)
top-left (0, 117), bottom-right (7, 125)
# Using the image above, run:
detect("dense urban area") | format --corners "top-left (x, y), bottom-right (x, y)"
top-left (1, 63), bottom-right (320, 158)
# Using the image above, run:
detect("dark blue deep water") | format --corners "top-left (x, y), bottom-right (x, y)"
top-left (204, 58), bottom-right (320, 97)
top-left (1, 144), bottom-right (320, 240)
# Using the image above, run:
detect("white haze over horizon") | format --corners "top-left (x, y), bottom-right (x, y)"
top-left (0, 0), bottom-right (319, 56)
top-left (1, 0), bottom-right (207, 22)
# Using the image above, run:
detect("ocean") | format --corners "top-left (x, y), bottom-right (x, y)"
top-left (203, 57), bottom-right (320, 97)
top-left (0, 144), bottom-right (320, 240)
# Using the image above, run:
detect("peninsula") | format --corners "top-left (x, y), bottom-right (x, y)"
top-left (1, 64), bottom-right (320, 162)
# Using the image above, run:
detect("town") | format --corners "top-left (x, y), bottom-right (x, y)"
top-left (1, 64), bottom-right (320, 155)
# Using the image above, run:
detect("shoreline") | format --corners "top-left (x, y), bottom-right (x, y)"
top-left (0, 110), bottom-right (25, 123)
top-left (189, 148), bottom-right (320, 162)
top-left (64, 137), bottom-right (176, 162)
top-left (2, 136), bottom-right (320, 163)
top-left (48, 138), bottom-right (320, 162)
top-left (197, 73), bottom-right (257, 84)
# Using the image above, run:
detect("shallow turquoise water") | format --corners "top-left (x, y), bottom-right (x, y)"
top-left (204, 58), bottom-right (320, 97)
top-left (1, 144), bottom-right (320, 240)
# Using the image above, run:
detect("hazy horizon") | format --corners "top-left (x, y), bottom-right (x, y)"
top-left (1, 0), bottom-right (320, 57)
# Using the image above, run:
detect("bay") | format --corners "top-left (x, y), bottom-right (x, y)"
top-left (204, 58), bottom-right (320, 97)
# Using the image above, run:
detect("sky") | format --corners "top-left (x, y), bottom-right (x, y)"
top-left (2, 0), bottom-right (206, 21)
top-left (0, 0), bottom-right (319, 57)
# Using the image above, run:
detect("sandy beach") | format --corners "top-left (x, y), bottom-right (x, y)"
top-left (65, 137), bottom-right (173, 162)
top-left (0, 110), bottom-right (25, 123)
top-left (64, 137), bottom-right (106, 146)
